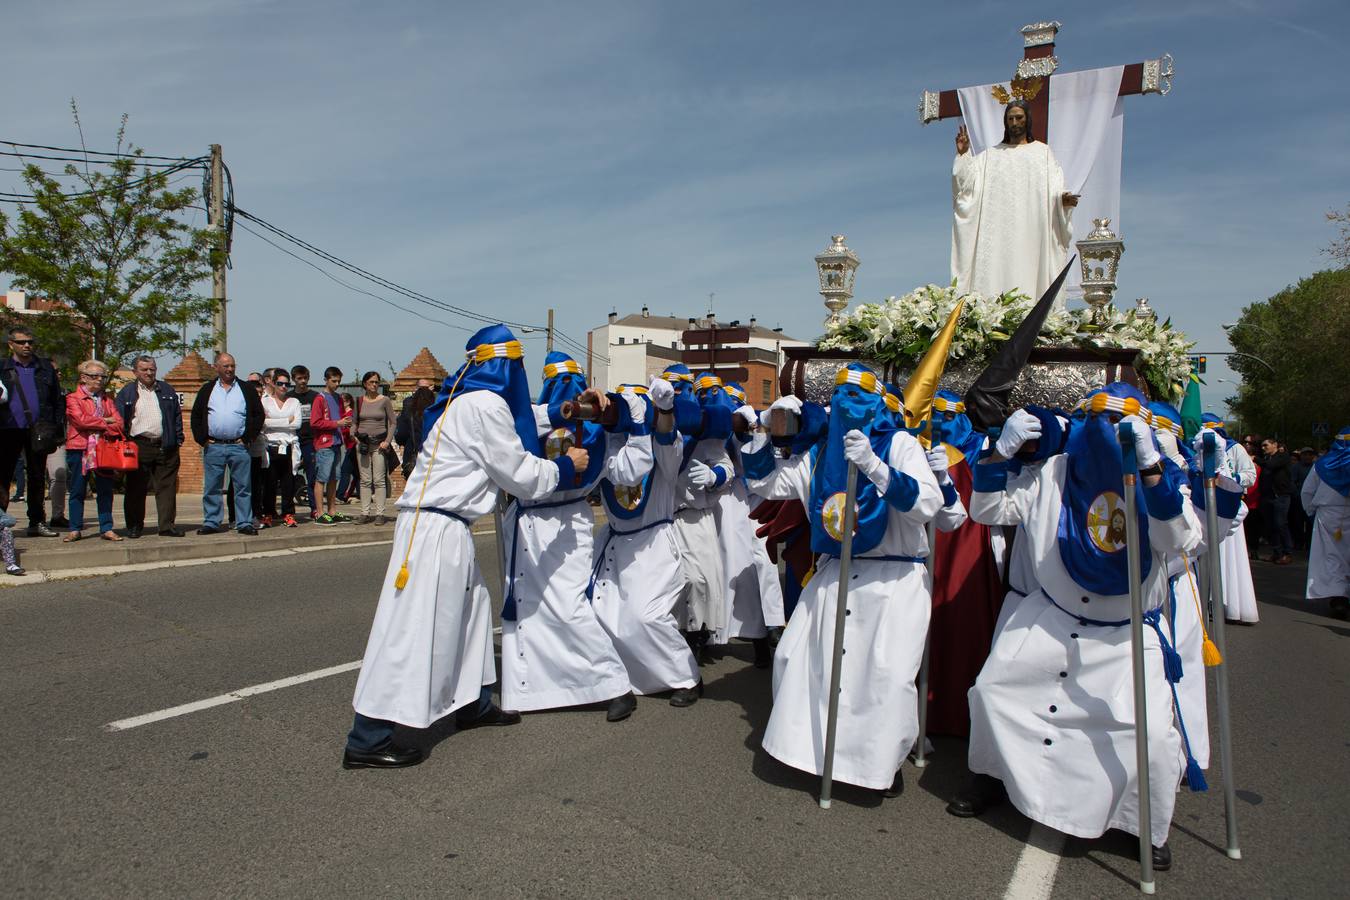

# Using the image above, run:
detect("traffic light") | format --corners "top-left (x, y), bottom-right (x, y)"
top-left (1189, 354), bottom-right (1207, 374)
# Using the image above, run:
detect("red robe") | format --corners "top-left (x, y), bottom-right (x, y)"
top-left (925, 452), bottom-right (1005, 738)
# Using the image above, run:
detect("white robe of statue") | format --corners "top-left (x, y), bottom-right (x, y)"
top-left (1302, 469), bottom-right (1350, 601)
top-left (951, 141), bottom-right (1074, 302)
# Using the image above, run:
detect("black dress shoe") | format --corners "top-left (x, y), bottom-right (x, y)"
top-left (159, 527), bottom-right (186, 537)
top-left (341, 743), bottom-right (424, 770)
top-left (881, 770), bottom-right (904, 798)
top-left (126, 526), bottom-right (143, 539)
top-left (197, 525), bottom-right (227, 535)
top-left (946, 774), bottom-right (1007, 818)
top-left (28, 522), bottom-right (58, 538)
top-left (752, 636), bottom-right (773, 669)
top-left (1152, 842), bottom-right (1172, 872)
top-left (606, 691), bottom-right (637, 722)
top-left (238, 524), bottom-right (258, 536)
top-left (669, 681), bottom-right (703, 707)
top-left (456, 704), bottom-right (522, 729)
top-left (49, 516), bottom-right (69, 529)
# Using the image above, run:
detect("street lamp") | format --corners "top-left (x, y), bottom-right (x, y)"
top-left (815, 235), bottom-right (860, 326)
top-left (1076, 218), bottom-right (1125, 320)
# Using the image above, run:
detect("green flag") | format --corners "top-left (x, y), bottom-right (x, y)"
top-left (1180, 370), bottom-right (1204, 440)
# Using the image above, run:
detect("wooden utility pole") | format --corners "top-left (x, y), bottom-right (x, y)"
top-left (209, 143), bottom-right (227, 355)
top-left (546, 307), bottom-right (555, 353)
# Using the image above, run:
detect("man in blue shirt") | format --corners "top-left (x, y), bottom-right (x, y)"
top-left (189, 352), bottom-right (264, 535)
top-left (0, 326), bottom-right (64, 537)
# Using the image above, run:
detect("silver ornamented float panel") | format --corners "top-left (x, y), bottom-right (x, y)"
top-left (1016, 54), bottom-right (1058, 79)
top-left (1141, 53), bottom-right (1174, 95)
top-left (1020, 21), bottom-right (1061, 47)
top-left (797, 357), bottom-right (1123, 412)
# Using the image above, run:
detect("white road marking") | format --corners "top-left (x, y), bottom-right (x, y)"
top-left (103, 660), bottom-right (362, 732)
top-left (1003, 823), bottom-right (1066, 900)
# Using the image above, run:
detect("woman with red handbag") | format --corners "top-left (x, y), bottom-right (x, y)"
top-left (63, 360), bottom-right (126, 542)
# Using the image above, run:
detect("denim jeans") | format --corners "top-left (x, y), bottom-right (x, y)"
top-left (346, 685), bottom-right (494, 752)
top-left (66, 449), bottom-right (115, 533)
top-left (298, 440), bottom-right (317, 512)
top-left (202, 443), bottom-right (253, 530)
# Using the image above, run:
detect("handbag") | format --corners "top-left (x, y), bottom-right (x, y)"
top-left (95, 437), bottom-right (139, 472)
top-left (10, 373), bottom-right (60, 454)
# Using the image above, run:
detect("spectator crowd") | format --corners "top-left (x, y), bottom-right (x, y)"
top-left (0, 325), bottom-right (441, 573)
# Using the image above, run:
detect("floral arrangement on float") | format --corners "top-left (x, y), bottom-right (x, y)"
top-left (816, 282), bottom-right (1195, 402)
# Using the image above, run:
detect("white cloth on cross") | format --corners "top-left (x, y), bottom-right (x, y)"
top-left (954, 65), bottom-right (1125, 301)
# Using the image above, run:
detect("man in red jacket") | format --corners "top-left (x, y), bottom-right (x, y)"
top-left (309, 366), bottom-right (352, 526)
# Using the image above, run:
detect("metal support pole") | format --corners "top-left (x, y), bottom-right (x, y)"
top-left (1119, 423), bottom-right (1155, 894)
top-left (1203, 432), bottom-right (1242, 860)
top-left (820, 462), bottom-right (859, 809)
top-left (913, 517), bottom-right (937, 768)
top-left (208, 144), bottom-right (227, 355)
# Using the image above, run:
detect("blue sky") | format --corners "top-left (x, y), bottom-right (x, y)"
top-left (4, 0), bottom-right (1347, 406)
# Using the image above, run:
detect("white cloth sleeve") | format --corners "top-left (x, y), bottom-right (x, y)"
top-left (603, 433), bottom-right (653, 487)
top-left (464, 398), bottom-right (561, 500)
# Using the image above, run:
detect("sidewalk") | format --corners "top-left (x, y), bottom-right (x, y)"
top-left (6, 492), bottom-right (607, 580)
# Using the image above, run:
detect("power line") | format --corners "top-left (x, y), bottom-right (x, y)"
top-left (233, 218), bottom-right (475, 334)
top-left (1, 139), bottom-right (196, 162)
top-left (0, 157), bottom-right (206, 202)
top-left (0, 149), bottom-right (200, 168)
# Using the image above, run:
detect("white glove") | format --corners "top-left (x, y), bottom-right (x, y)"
top-left (843, 429), bottom-right (889, 491)
top-left (1119, 414), bottom-right (1160, 469)
top-left (735, 404), bottom-right (758, 429)
top-left (647, 377), bottom-right (675, 411)
top-left (770, 394), bottom-right (802, 416)
top-left (687, 459), bottom-right (717, 490)
top-left (621, 390), bottom-right (647, 424)
top-left (995, 409), bottom-right (1042, 459)
top-left (926, 447), bottom-right (951, 484)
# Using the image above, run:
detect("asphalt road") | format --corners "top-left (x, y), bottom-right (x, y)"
top-left (1, 541), bottom-right (1346, 898)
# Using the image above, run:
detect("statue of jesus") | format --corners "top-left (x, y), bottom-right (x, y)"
top-left (951, 101), bottom-right (1079, 303)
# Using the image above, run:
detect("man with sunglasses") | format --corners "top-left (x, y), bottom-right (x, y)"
top-left (0, 327), bottom-right (64, 537)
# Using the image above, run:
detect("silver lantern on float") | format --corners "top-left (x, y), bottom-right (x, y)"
top-left (1076, 218), bottom-right (1124, 320)
top-left (816, 235), bottom-right (860, 326)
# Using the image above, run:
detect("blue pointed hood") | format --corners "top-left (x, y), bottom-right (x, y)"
top-left (538, 351), bottom-right (588, 406)
top-left (423, 324), bottom-right (540, 457)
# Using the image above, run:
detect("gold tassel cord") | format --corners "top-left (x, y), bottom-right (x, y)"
top-left (1181, 551), bottom-right (1222, 666)
top-left (394, 364), bottom-right (471, 590)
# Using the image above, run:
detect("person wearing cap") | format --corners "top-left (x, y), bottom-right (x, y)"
top-left (1302, 426), bottom-right (1350, 619)
top-left (343, 326), bottom-right (590, 770)
top-left (950, 384), bottom-right (1202, 872)
top-left (696, 374), bottom-right (784, 668)
top-left (661, 364), bottom-right (734, 662)
top-left (742, 363), bottom-right (942, 798)
top-left (497, 351), bottom-right (638, 722)
top-left (1200, 413), bottom-right (1259, 624)
top-left (589, 378), bottom-right (703, 706)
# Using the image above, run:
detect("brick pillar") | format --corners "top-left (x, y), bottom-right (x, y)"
top-left (163, 351), bottom-right (215, 493)
top-left (387, 347), bottom-right (450, 496)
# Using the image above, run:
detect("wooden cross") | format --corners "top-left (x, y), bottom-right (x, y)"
top-left (918, 21), bottom-right (1173, 143)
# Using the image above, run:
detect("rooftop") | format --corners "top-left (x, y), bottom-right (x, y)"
top-left (602, 311), bottom-right (804, 343)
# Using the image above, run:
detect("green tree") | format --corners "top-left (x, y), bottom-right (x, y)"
top-left (1227, 268), bottom-right (1350, 447)
top-left (1326, 202), bottom-right (1350, 269)
top-left (0, 107), bottom-right (218, 369)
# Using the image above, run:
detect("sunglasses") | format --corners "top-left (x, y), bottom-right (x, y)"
top-left (10, 339), bottom-right (33, 346)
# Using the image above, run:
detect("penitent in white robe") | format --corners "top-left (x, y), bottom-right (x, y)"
top-left (351, 391), bottom-right (563, 729)
top-left (952, 141), bottom-right (1074, 303)
top-left (1302, 469), bottom-right (1350, 601)
top-left (969, 456), bottom-right (1203, 848)
top-left (498, 411), bottom-right (646, 712)
top-left (712, 443), bottom-right (786, 644)
top-left (672, 438), bottom-right (733, 633)
top-left (748, 431), bottom-right (943, 790)
top-left (1220, 442), bottom-right (1260, 623)
top-left (591, 428), bottom-right (701, 695)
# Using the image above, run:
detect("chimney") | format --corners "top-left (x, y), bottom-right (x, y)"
top-left (6, 290), bottom-right (27, 310)
top-left (607, 311), bottom-right (618, 324)
top-left (641, 305), bottom-right (649, 318)
top-left (749, 316), bottom-right (757, 328)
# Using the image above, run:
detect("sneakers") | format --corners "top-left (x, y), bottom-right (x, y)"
top-left (358, 515), bottom-right (372, 525)
top-left (334, 513), bottom-right (354, 523)
top-left (260, 515), bottom-right (274, 529)
top-left (5, 563), bottom-right (24, 577)
top-left (315, 514), bottom-right (338, 526)
top-left (283, 514), bottom-right (298, 528)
